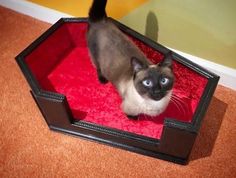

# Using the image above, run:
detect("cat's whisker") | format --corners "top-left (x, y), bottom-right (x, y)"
top-left (171, 96), bottom-right (186, 116)
top-left (173, 97), bottom-right (186, 115)
top-left (170, 98), bottom-right (182, 114)
top-left (172, 93), bottom-right (192, 100)
top-left (172, 95), bottom-right (188, 110)
top-left (173, 100), bottom-right (186, 116)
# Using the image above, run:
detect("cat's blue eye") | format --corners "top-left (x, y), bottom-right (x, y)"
top-left (142, 79), bottom-right (153, 88)
top-left (160, 77), bottom-right (169, 85)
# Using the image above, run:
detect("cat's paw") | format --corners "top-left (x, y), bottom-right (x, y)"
top-left (98, 75), bottom-right (108, 84)
top-left (126, 115), bottom-right (138, 120)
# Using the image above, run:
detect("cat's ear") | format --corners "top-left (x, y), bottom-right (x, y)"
top-left (159, 52), bottom-right (173, 69)
top-left (131, 57), bottom-right (147, 73)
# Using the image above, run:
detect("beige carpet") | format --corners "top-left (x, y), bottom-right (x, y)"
top-left (0, 6), bottom-right (236, 178)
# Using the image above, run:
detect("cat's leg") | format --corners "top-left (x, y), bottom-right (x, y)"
top-left (126, 114), bottom-right (138, 120)
top-left (97, 68), bottom-right (108, 84)
top-left (89, 51), bottom-right (108, 84)
top-left (121, 100), bottom-right (139, 120)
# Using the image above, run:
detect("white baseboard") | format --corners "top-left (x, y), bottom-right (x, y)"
top-left (0, 0), bottom-right (72, 24)
top-left (1, 0), bottom-right (235, 90)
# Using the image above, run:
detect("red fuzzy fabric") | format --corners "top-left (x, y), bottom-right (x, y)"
top-left (25, 23), bottom-right (208, 139)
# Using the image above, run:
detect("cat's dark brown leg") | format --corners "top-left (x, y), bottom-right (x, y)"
top-left (126, 115), bottom-right (138, 120)
top-left (97, 68), bottom-right (108, 84)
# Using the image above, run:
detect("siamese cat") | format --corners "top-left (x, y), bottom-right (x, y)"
top-left (87, 0), bottom-right (174, 118)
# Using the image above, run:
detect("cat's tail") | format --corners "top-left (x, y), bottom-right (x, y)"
top-left (89, 0), bottom-right (107, 22)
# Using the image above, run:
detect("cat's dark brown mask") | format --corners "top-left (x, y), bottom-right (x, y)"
top-left (131, 54), bottom-right (174, 101)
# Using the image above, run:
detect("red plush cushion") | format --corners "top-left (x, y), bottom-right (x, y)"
top-left (25, 22), bottom-right (207, 139)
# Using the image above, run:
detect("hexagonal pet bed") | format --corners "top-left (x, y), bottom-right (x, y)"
top-left (16, 18), bottom-right (219, 164)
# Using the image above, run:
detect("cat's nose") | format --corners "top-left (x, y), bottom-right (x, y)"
top-left (153, 90), bottom-right (160, 94)
top-left (152, 90), bottom-right (162, 100)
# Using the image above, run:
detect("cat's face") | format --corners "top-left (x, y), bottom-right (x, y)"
top-left (131, 54), bottom-right (174, 101)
